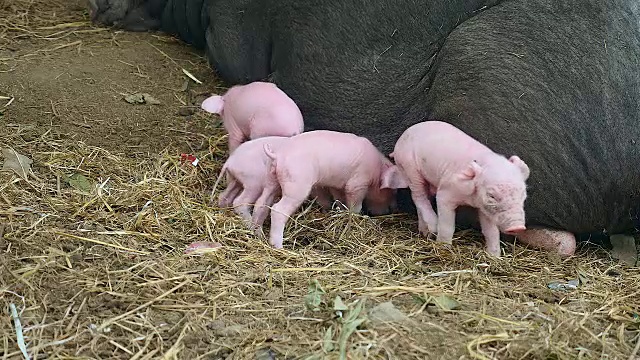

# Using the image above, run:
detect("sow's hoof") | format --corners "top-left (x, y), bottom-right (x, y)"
top-left (516, 228), bottom-right (576, 257)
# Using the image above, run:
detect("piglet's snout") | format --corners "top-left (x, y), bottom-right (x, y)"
top-left (497, 210), bottom-right (526, 235)
top-left (504, 225), bottom-right (526, 235)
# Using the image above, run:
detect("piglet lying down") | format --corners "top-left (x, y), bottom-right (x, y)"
top-left (261, 130), bottom-right (398, 249)
top-left (381, 120), bottom-right (531, 257)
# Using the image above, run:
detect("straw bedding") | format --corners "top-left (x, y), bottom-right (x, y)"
top-left (1, 1), bottom-right (639, 359)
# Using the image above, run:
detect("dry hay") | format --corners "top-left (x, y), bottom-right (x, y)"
top-left (2, 1), bottom-right (640, 359)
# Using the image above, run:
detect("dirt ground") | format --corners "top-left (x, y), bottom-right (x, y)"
top-left (1, 1), bottom-right (639, 359)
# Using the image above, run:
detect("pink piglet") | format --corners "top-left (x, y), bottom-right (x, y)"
top-left (211, 136), bottom-right (289, 235)
top-left (201, 81), bottom-right (304, 153)
top-left (260, 130), bottom-right (398, 249)
top-left (381, 120), bottom-right (531, 257)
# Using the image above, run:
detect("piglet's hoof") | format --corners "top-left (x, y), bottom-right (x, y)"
top-left (516, 228), bottom-right (576, 257)
top-left (269, 237), bottom-right (284, 249)
top-left (435, 235), bottom-right (453, 245)
top-left (251, 225), bottom-right (266, 239)
top-left (485, 246), bottom-right (501, 258)
top-left (418, 222), bottom-right (432, 238)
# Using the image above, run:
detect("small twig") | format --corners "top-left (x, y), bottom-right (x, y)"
top-left (64, 297), bottom-right (87, 334)
top-left (182, 68), bottom-right (202, 84)
top-left (147, 41), bottom-right (180, 68)
top-left (37, 21), bottom-right (91, 30)
top-left (271, 267), bottom-right (351, 273)
top-left (0, 223), bottom-right (5, 249)
top-left (2, 260), bottom-right (35, 291)
top-left (56, 173), bottom-right (61, 197)
top-left (97, 280), bottom-right (190, 331)
top-left (429, 269), bottom-right (475, 277)
top-left (52, 231), bottom-right (150, 255)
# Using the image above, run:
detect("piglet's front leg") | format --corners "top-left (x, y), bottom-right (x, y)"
top-left (478, 212), bottom-right (501, 257)
top-left (225, 125), bottom-right (246, 153)
top-left (408, 183), bottom-right (438, 235)
top-left (344, 183), bottom-right (369, 214)
top-left (434, 195), bottom-right (456, 245)
top-left (311, 188), bottom-right (333, 211)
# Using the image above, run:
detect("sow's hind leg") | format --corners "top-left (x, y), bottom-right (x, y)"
top-left (516, 228), bottom-right (577, 257)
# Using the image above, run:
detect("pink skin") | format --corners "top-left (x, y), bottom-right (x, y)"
top-left (365, 155), bottom-right (400, 215)
top-left (184, 241), bottom-right (222, 254)
top-left (311, 187), bottom-right (347, 211)
top-left (211, 136), bottom-right (288, 236)
top-left (382, 121), bottom-right (530, 257)
top-left (311, 158), bottom-right (398, 215)
top-left (515, 228), bottom-right (577, 257)
top-left (201, 82), bottom-right (304, 153)
top-left (262, 130), bottom-right (398, 249)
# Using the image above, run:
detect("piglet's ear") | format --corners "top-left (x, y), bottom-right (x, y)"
top-left (509, 155), bottom-right (530, 180)
top-left (201, 95), bottom-right (224, 114)
top-left (460, 160), bottom-right (482, 180)
top-left (381, 165), bottom-right (410, 189)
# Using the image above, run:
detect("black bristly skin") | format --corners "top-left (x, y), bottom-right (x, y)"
top-left (88, 0), bottom-right (640, 241)
top-left (87, 0), bottom-right (168, 32)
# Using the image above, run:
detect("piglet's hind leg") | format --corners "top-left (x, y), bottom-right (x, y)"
top-left (269, 183), bottom-right (312, 249)
top-left (227, 133), bottom-right (245, 153)
top-left (232, 187), bottom-right (262, 229)
top-left (269, 196), bottom-right (307, 249)
top-left (218, 176), bottom-right (242, 208)
top-left (251, 186), bottom-right (279, 237)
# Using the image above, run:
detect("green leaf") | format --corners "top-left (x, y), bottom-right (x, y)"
top-left (322, 326), bottom-right (334, 353)
top-left (412, 294), bottom-right (427, 305)
top-left (67, 173), bottom-right (93, 193)
top-left (303, 279), bottom-right (325, 311)
top-left (432, 294), bottom-right (461, 310)
top-left (547, 280), bottom-right (578, 291)
top-left (333, 295), bottom-right (348, 311)
top-left (338, 299), bottom-right (367, 360)
top-left (255, 348), bottom-right (276, 360)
